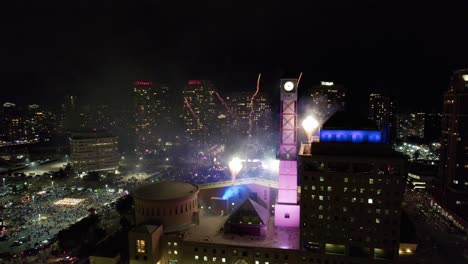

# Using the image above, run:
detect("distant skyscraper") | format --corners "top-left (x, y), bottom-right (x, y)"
top-left (227, 92), bottom-right (273, 148)
top-left (0, 102), bottom-right (30, 145)
top-left (396, 112), bottom-right (425, 140)
top-left (305, 81), bottom-right (346, 122)
top-left (133, 81), bottom-right (172, 154)
top-left (63, 95), bottom-right (81, 131)
top-left (369, 92), bottom-right (397, 139)
top-left (299, 112), bottom-right (406, 262)
top-left (182, 80), bottom-right (223, 145)
top-left (438, 69), bottom-right (468, 217)
top-left (424, 113), bottom-right (442, 142)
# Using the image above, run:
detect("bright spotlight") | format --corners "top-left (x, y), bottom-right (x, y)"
top-left (229, 157), bottom-right (243, 183)
top-left (302, 116), bottom-right (319, 142)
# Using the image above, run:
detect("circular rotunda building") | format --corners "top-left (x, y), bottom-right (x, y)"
top-left (133, 181), bottom-right (199, 232)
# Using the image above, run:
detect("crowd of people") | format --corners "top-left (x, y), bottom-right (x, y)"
top-left (0, 181), bottom-right (124, 262)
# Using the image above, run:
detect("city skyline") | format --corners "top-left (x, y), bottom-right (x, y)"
top-left (2, 2), bottom-right (468, 112)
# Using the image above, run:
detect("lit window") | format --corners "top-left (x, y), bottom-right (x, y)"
top-left (320, 176), bottom-right (324, 182)
top-left (136, 240), bottom-right (145, 253)
top-left (343, 207), bottom-right (347, 212)
top-left (319, 205), bottom-right (323, 210)
top-left (204, 256), bottom-right (208, 261)
top-left (318, 214), bottom-right (323, 219)
top-left (168, 250), bottom-right (172, 254)
top-left (453, 180), bottom-right (459, 184)
top-left (212, 257), bottom-right (216, 261)
top-left (456, 201), bottom-right (461, 205)
top-left (376, 218), bottom-right (380, 224)
top-left (343, 187), bottom-right (348, 192)
top-left (256, 261), bottom-right (260, 264)
top-left (174, 242), bottom-right (178, 246)
top-left (344, 177), bottom-right (348, 183)
top-left (327, 186), bottom-right (332, 191)
top-left (369, 178), bottom-right (374, 184)
top-left (368, 198), bottom-right (373, 204)
top-left (195, 256), bottom-right (199, 260)
top-left (168, 242), bottom-right (171, 246)
top-left (222, 258), bottom-right (226, 262)
top-left (311, 185), bottom-right (316, 190)
top-left (174, 250), bottom-right (178, 255)
top-left (319, 195), bottom-right (324, 201)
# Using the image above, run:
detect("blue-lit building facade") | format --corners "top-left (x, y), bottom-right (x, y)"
top-left (299, 112), bottom-right (407, 263)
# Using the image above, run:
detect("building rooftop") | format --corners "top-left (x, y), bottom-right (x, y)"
top-left (322, 111), bottom-right (378, 131)
top-left (133, 181), bottom-right (199, 201)
top-left (181, 214), bottom-right (300, 250)
top-left (70, 130), bottom-right (115, 140)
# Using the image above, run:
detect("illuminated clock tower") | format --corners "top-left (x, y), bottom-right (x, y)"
top-left (275, 78), bottom-right (300, 227)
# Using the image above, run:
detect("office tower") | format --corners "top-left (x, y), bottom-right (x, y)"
top-left (0, 102), bottom-right (29, 145)
top-left (424, 113), bottom-right (442, 142)
top-left (227, 91), bottom-right (273, 148)
top-left (63, 95), bottom-right (81, 131)
top-left (438, 69), bottom-right (468, 217)
top-left (299, 112), bottom-right (406, 262)
top-left (396, 112), bottom-right (425, 140)
top-left (369, 92), bottom-right (397, 140)
top-left (305, 81), bottom-right (346, 123)
top-left (275, 78), bottom-right (300, 227)
top-left (69, 130), bottom-right (119, 173)
top-left (133, 81), bottom-right (172, 155)
top-left (182, 80), bottom-right (223, 145)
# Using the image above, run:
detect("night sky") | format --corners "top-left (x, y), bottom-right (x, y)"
top-left (2, 1), bottom-right (468, 112)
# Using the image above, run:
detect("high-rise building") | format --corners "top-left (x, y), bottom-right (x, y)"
top-left (63, 95), bottom-right (81, 131)
top-left (396, 112), bottom-right (425, 140)
top-left (424, 112), bottom-right (442, 142)
top-left (69, 130), bottom-right (119, 173)
top-left (133, 81), bottom-right (172, 155)
top-left (299, 112), bottom-right (406, 262)
top-left (369, 92), bottom-right (397, 140)
top-left (227, 91), bottom-right (273, 148)
top-left (438, 69), bottom-right (468, 218)
top-left (182, 80), bottom-right (224, 145)
top-left (305, 81), bottom-right (346, 123)
top-left (0, 102), bottom-right (30, 145)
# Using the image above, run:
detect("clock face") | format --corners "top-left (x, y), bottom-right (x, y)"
top-left (284, 81), bottom-right (295, 91)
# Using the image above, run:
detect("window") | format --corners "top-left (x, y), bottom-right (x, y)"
top-left (203, 256), bottom-right (208, 261)
top-left (174, 250), bottom-right (178, 255)
top-left (368, 198), bottom-right (373, 204)
top-left (344, 177), bottom-right (348, 183)
top-left (136, 240), bottom-right (145, 253)
top-left (369, 178), bottom-right (374, 184)
top-left (319, 195), bottom-right (324, 201)
top-left (327, 186), bottom-right (332, 191)
top-left (320, 176), bottom-right (324, 182)
top-left (376, 218), bottom-right (380, 224)
top-left (222, 258), bottom-right (226, 263)
top-left (195, 256), bottom-right (199, 260)
top-left (168, 242), bottom-right (172, 246)
top-left (174, 242), bottom-right (178, 246)
top-left (311, 185), bottom-right (316, 190)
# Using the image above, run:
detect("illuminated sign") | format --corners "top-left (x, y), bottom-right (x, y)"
top-left (133, 81), bottom-right (153, 86)
top-left (321, 81), bottom-right (334, 86)
top-left (188, 80), bottom-right (202, 85)
top-left (320, 130), bottom-right (382, 143)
